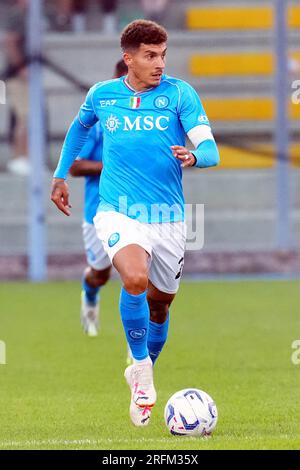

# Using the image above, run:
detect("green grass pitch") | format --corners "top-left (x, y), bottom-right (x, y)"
top-left (0, 280), bottom-right (300, 450)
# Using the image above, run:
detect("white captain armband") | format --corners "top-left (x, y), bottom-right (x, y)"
top-left (187, 125), bottom-right (215, 148)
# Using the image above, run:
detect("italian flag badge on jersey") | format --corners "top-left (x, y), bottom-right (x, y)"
top-left (130, 96), bottom-right (141, 109)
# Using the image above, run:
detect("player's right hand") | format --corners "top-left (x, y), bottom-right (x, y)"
top-left (51, 178), bottom-right (71, 216)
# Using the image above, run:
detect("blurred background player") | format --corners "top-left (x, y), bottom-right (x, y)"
top-left (4, 0), bottom-right (55, 176)
top-left (69, 59), bottom-right (128, 337)
top-left (141, 0), bottom-right (169, 23)
top-left (4, 0), bottom-right (30, 175)
top-left (55, 0), bottom-right (119, 33)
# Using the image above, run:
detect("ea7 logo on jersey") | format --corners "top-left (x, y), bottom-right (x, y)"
top-left (124, 115), bottom-right (169, 131)
top-left (100, 99), bottom-right (117, 107)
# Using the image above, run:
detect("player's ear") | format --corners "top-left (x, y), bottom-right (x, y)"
top-left (123, 52), bottom-right (132, 67)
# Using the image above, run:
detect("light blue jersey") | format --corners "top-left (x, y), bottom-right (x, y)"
top-left (55, 74), bottom-right (219, 223)
top-left (77, 122), bottom-right (103, 224)
top-left (79, 75), bottom-right (212, 223)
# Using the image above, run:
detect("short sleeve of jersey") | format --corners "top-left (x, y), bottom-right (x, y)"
top-left (178, 81), bottom-right (210, 134)
top-left (78, 84), bottom-right (100, 128)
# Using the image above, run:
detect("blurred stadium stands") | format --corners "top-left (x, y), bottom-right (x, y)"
top-left (0, 0), bottom-right (299, 277)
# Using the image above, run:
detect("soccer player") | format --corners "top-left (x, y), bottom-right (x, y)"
top-left (69, 60), bottom-right (128, 337)
top-left (51, 20), bottom-right (220, 427)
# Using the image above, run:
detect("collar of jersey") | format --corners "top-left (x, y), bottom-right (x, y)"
top-left (123, 75), bottom-right (165, 95)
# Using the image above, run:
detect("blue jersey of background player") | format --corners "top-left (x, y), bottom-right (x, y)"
top-left (69, 60), bottom-right (128, 337)
top-left (74, 122), bottom-right (103, 224)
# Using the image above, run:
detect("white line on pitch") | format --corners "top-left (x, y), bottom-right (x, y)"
top-left (0, 437), bottom-right (200, 448)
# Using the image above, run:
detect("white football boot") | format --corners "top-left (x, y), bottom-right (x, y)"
top-left (80, 291), bottom-right (99, 337)
top-left (124, 361), bottom-right (156, 426)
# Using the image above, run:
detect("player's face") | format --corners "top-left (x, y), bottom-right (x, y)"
top-left (126, 43), bottom-right (167, 88)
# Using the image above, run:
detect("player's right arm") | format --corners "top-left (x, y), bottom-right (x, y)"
top-left (51, 84), bottom-right (100, 215)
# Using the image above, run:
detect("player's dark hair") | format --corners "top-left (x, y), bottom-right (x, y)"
top-left (120, 20), bottom-right (168, 52)
top-left (114, 59), bottom-right (128, 77)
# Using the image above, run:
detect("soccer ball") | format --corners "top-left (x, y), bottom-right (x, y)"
top-left (164, 388), bottom-right (218, 436)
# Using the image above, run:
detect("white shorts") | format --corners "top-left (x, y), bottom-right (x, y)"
top-left (93, 211), bottom-right (186, 294)
top-left (82, 221), bottom-right (111, 271)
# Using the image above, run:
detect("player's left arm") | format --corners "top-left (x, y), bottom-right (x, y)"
top-left (173, 82), bottom-right (220, 169)
top-left (70, 160), bottom-right (103, 177)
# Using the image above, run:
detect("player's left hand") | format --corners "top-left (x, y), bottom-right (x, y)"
top-left (171, 146), bottom-right (196, 168)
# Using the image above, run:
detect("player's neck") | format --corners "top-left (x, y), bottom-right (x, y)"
top-left (125, 74), bottom-right (153, 92)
